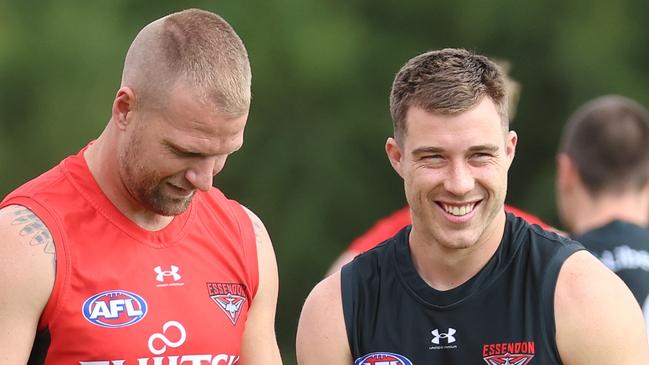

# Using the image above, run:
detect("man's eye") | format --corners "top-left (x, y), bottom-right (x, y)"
top-left (180, 151), bottom-right (200, 158)
top-left (170, 147), bottom-right (199, 158)
top-left (470, 153), bottom-right (494, 163)
top-left (472, 153), bottom-right (492, 158)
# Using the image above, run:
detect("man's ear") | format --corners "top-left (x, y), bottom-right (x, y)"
top-left (556, 153), bottom-right (578, 193)
top-left (111, 86), bottom-right (137, 131)
top-left (505, 130), bottom-right (518, 168)
top-left (386, 137), bottom-right (404, 178)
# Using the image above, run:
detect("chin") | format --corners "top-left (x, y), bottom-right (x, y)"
top-left (145, 194), bottom-right (193, 217)
top-left (444, 240), bottom-right (478, 250)
top-left (437, 231), bottom-right (482, 250)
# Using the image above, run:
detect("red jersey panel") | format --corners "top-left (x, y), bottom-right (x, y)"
top-left (347, 205), bottom-right (553, 254)
top-left (1, 149), bottom-right (258, 364)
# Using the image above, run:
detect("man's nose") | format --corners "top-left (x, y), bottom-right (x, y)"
top-left (185, 157), bottom-right (224, 192)
top-left (444, 163), bottom-right (475, 196)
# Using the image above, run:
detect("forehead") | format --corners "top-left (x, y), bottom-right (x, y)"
top-left (153, 87), bottom-right (248, 154)
top-left (403, 98), bottom-right (506, 152)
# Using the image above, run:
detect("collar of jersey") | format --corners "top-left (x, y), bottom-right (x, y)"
top-left (62, 146), bottom-right (194, 248)
top-left (393, 215), bottom-right (517, 309)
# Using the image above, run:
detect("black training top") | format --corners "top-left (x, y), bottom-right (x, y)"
top-left (574, 221), bottom-right (649, 315)
top-left (341, 213), bottom-right (583, 365)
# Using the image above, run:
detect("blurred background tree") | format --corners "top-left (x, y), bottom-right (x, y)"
top-left (1, 0), bottom-right (648, 362)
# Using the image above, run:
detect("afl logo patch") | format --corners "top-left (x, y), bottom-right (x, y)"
top-left (82, 290), bottom-right (148, 328)
top-left (354, 352), bottom-right (413, 365)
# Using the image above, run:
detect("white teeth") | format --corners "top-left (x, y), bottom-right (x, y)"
top-left (443, 203), bottom-right (475, 216)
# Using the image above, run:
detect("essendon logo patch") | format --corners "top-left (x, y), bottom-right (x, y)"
top-left (207, 282), bottom-right (247, 325)
top-left (482, 341), bottom-right (535, 365)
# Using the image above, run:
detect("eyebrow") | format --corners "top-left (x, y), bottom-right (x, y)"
top-left (163, 140), bottom-right (207, 158)
top-left (467, 144), bottom-right (500, 153)
top-left (411, 144), bottom-right (500, 155)
top-left (411, 146), bottom-right (444, 155)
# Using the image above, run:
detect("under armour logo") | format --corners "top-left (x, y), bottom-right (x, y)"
top-left (154, 265), bottom-right (181, 282)
top-left (148, 321), bottom-right (186, 355)
top-left (431, 328), bottom-right (456, 344)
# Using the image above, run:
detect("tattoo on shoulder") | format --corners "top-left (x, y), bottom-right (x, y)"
top-left (251, 219), bottom-right (264, 245)
top-left (11, 208), bottom-right (56, 259)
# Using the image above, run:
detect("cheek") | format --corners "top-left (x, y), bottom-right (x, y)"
top-left (473, 164), bottom-right (507, 188)
top-left (212, 156), bottom-right (228, 176)
top-left (404, 168), bottom-right (443, 196)
top-left (156, 161), bottom-right (187, 181)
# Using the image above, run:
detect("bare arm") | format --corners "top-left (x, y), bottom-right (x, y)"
top-left (296, 271), bottom-right (352, 365)
top-left (0, 205), bottom-right (56, 363)
top-left (238, 207), bottom-right (282, 365)
top-left (555, 250), bottom-right (649, 364)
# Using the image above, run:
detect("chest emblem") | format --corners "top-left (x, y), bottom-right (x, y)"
top-left (354, 352), bottom-right (413, 365)
top-left (483, 354), bottom-right (534, 365)
top-left (207, 282), bottom-right (247, 325)
top-left (154, 265), bottom-right (185, 287)
top-left (431, 328), bottom-right (456, 344)
top-left (81, 290), bottom-right (148, 328)
top-left (482, 341), bottom-right (535, 365)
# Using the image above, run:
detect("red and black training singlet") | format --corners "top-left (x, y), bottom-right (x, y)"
top-left (342, 213), bottom-right (583, 365)
top-left (0, 148), bottom-right (259, 364)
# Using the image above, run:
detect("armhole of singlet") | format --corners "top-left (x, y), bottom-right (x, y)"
top-left (340, 262), bottom-right (357, 357)
top-left (1, 197), bottom-right (70, 332)
top-left (228, 200), bottom-right (260, 300)
top-left (541, 242), bottom-right (584, 363)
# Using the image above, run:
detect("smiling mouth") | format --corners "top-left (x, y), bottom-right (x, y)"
top-left (438, 201), bottom-right (480, 216)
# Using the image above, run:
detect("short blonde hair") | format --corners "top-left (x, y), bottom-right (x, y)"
top-left (122, 8), bottom-right (251, 117)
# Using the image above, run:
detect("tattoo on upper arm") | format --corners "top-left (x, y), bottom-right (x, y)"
top-left (251, 219), bottom-right (264, 246)
top-left (11, 208), bottom-right (56, 265)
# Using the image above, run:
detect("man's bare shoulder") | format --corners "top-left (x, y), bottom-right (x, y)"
top-left (0, 204), bottom-right (57, 362)
top-left (555, 250), bottom-right (649, 364)
top-left (237, 205), bottom-right (283, 365)
top-left (0, 204), bottom-right (56, 287)
top-left (297, 271), bottom-right (351, 365)
top-left (0, 204), bottom-right (56, 264)
top-left (305, 271), bottom-right (342, 309)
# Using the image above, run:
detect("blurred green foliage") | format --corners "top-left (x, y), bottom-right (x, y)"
top-left (2, 0), bottom-right (648, 362)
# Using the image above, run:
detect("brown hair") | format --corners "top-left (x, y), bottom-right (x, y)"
top-left (559, 95), bottom-right (649, 196)
top-left (389, 48), bottom-right (510, 142)
top-left (122, 8), bottom-right (251, 117)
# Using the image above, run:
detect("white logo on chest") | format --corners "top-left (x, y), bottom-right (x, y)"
top-left (154, 265), bottom-right (181, 282)
top-left (431, 328), bottom-right (456, 344)
top-left (148, 320), bottom-right (187, 355)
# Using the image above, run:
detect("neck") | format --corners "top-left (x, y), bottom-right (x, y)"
top-left (408, 211), bottom-right (506, 291)
top-left (84, 126), bottom-right (174, 231)
top-left (571, 191), bottom-right (649, 235)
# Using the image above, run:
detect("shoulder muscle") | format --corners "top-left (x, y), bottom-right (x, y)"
top-left (0, 204), bottom-right (56, 362)
top-left (297, 271), bottom-right (352, 365)
top-left (555, 250), bottom-right (649, 364)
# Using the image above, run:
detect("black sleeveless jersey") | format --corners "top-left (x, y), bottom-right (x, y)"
top-left (341, 213), bottom-right (583, 365)
top-left (573, 221), bottom-right (649, 321)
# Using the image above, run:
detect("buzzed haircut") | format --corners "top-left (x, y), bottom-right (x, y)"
top-left (389, 48), bottom-right (510, 142)
top-left (122, 8), bottom-right (251, 117)
top-left (559, 95), bottom-right (649, 196)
